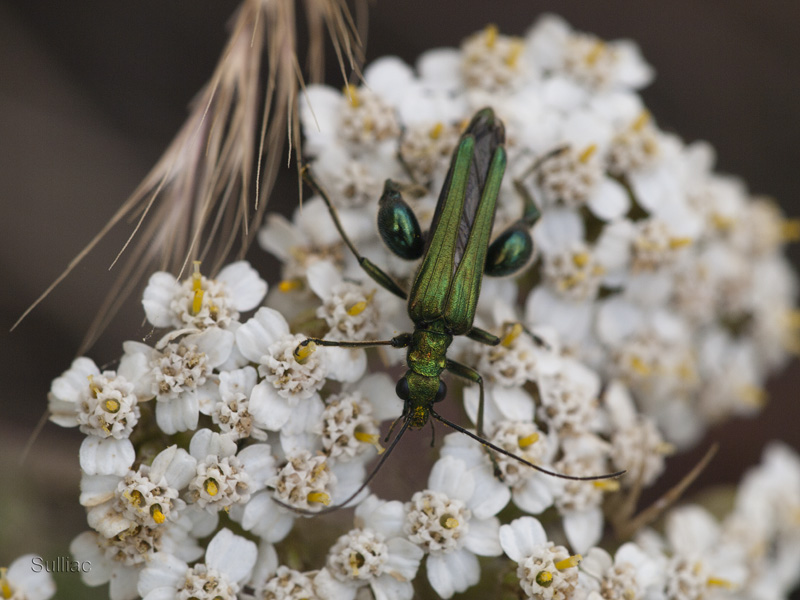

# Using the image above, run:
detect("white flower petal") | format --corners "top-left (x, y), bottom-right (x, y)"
top-left (587, 177), bottom-right (630, 221)
top-left (313, 568), bottom-right (358, 600)
top-left (372, 574), bottom-right (415, 600)
top-left (250, 381), bottom-right (293, 430)
top-left (665, 504), bottom-right (719, 555)
top-left (467, 467), bottom-right (510, 519)
top-left (80, 437), bottom-right (135, 476)
top-left (358, 373), bottom-right (402, 421)
top-left (205, 528), bottom-right (258, 584)
top-left (6, 555), bottom-right (56, 600)
top-left (87, 503), bottom-right (132, 538)
top-left (563, 507), bottom-right (603, 553)
top-left (533, 208), bottom-right (585, 254)
top-left (257, 214), bottom-right (298, 261)
top-left (383, 538), bottom-right (424, 581)
top-left (186, 327), bottom-right (235, 367)
top-left (364, 56), bottom-right (415, 106)
top-left (428, 456), bottom-right (475, 502)
top-left (189, 428), bottom-right (237, 460)
top-left (155, 393), bottom-right (199, 434)
top-left (217, 260), bottom-right (268, 311)
top-left (416, 48), bottom-right (463, 93)
top-left (426, 549), bottom-right (479, 599)
top-left (137, 553), bottom-right (187, 596)
top-left (306, 260), bottom-right (343, 301)
top-left (513, 478), bottom-right (555, 514)
top-left (50, 357), bottom-right (99, 403)
top-left (356, 496), bottom-right (407, 539)
top-left (108, 566), bottom-right (140, 600)
top-left (463, 517), bottom-right (502, 556)
top-left (580, 547), bottom-right (613, 579)
top-left (235, 307), bottom-right (290, 362)
top-left (324, 347), bottom-right (367, 382)
top-left (142, 272), bottom-right (180, 327)
top-left (237, 444), bottom-right (275, 486)
top-left (499, 516), bottom-right (548, 562)
top-left (239, 492), bottom-right (295, 543)
top-left (70, 532), bottom-right (108, 586)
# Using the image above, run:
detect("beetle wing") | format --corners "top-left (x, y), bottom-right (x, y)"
top-left (443, 146), bottom-right (506, 334)
top-left (407, 108), bottom-right (506, 327)
top-left (408, 135), bottom-right (474, 323)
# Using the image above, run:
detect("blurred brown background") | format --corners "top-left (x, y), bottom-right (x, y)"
top-left (1, 1), bottom-right (799, 597)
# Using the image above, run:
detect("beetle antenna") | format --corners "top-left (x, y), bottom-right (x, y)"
top-left (430, 410), bottom-right (626, 482)
top-left (271, 418), bottom-right (412, 516)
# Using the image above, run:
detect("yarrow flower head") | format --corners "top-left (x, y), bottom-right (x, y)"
top-left (404, 456), bottom-right (504, 598)
top-left (48, 357), bottom-right (142, 476)
top-left (500, 516), bottom-right (583, 600)
top-left (41, 11), bottom-right (800, 600)
top-left (0, 556), bottom-right (55, 600)
top-left (137, 528), bottom-right (257, 600)
top-left (142, 260), bottom-right (266, 330)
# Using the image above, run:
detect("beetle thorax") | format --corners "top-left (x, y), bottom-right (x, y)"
top-left (406, 326), bottom-right (451, 378)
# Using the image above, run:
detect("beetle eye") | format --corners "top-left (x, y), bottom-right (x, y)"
top-left (396, 377), bottom-right (410, 401)
top-left (434, 380), bottom-right (447, 402)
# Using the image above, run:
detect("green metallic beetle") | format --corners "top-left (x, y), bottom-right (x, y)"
top-left (293, 108), bottom-right (623, 511)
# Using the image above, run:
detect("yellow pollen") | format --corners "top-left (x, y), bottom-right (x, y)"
top-left (278, 279), bottom-right (303, 293)
top-left (669, 237), bottom-right (692, 249)
top-left (484, 24), bottom-right (498, 48)
top-left (87, 375), bottom-right (102, 397)
top-left (204, 478), bottom-right (219, 497)
top-left (781, 218), bottom-right (800, 241)
top-left (151, 505), bottom-right (166, 524)
top-left (707, 577), bottom-right (736, 590)
top-left (559, 272), bottom-right (586, 290)
top-left (711, 213), bottom-right (735, 231)
top-left (192, 289), bottom-right (205, 315)
top-left (738, 385), bottom-right (767, 408)
top-left (505, 40), bottom-right (523, 67)
top-left (347, 300), bottom-right (368, 317)
top-left (308, 492), bottom-right (331, 506)
top-left (429, 122), bottom-right (444, 140)
top-left (579, 144), bottom-right (597, 163)
top-left (785, 309), bottom-right (800, 328)
top-left (594, 479), bottom-right (621, 492)
top-left (129, 490), bottom-right (144, 507)
top-left (518, 432), bottom-right (540, 449)
top-left (676, 360), bottom-right (696, 381)
top-left (585, 41), bottom-right (605, 66)
top-left (501, 322), bottom-right (524, 347)
top-left (192, 261), bottom-right (203, 291)
top-left (632, 110), bottom-right (651, 131)
top-left (294, 341), bottom-right (317, 364)
top-left (535, 570), bottom-right (553, 587)
top-left (629, 356), bottom-right (651, 376)
top-left (311, 461), bottom-right (328, 481)
top-left (349, 552), bottom-right (364, 577)
top-left (354, 430), bottom-right (385, 454)
top-left (572, 251), bottom-right (590, 268)
top-left (104, 399), bottom-right (120, 413)
top-left (343, 84), bottom-right (360, 108)
top-left (440, 515), bottom-right (459, 529)
top-left (1, 568), bottom-right (12, 600)
top-left (555, 554), bottom-right (582, 570)
top-left (657, 441), bottom-right (676, 455)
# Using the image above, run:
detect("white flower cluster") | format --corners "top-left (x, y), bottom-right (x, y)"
top-left (34, 13), bottom-right (800, 600)
top-left (275, 15), bottom-right (799, 451)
